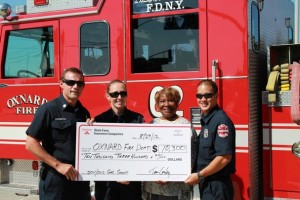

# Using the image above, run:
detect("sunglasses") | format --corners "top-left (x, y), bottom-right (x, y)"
top-left (108, 91), bottom-right (128, 98)
top-left (196, 93), bottom-right (215, 99)
top-left (63, 79), bottom-right (85, 87)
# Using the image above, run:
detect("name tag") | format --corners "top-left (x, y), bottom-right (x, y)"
top-left (55, 118), bottom-right (67, 120)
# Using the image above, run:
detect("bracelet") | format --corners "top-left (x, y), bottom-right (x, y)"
top-left (197, 172), bottom-right (203, 180)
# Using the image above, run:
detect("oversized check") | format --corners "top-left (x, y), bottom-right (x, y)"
top-left (75, 122), bottom-right (191, 181)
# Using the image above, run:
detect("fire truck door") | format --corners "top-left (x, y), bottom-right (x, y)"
top-left (0, 21), bottom-right (60, 159)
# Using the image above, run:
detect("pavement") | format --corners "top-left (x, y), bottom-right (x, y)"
top-left (0, 186), bottom-right (200, 200)
top-left (0, 191), bottom-right (38, 200)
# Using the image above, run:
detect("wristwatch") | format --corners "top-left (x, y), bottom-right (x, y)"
top-left (197, 171), bottom-right (203, 180)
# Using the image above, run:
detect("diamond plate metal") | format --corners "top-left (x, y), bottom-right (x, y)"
top-left (262, 91), bottom-right (291, 106)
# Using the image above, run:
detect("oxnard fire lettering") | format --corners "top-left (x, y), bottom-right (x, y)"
top-left (6, 94), bottom-right (48, 115)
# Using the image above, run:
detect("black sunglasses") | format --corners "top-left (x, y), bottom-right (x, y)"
top-left (63, 79), bottom-right (85, 87)
top-left (108, 91), bottom-right (128, 98)
top-left (196, 93), bottom-right (215, 99)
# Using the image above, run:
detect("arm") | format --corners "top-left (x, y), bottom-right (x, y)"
top-left (199, 154), bottom-right (232, 176)
top-left (185, 154), bottom-right (232, 185)
top-left (25, 135), bottom-right (78, 181)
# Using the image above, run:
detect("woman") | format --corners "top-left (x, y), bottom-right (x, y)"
top-left (143, 86), bottom-right (197, 200)
top-left (93, 79), bottom-right (144, 200)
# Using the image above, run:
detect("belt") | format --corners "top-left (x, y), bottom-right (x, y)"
top-left (204, 174), bottom-right (230, 181)
top-left (40, 165), bottom-right (66, 180)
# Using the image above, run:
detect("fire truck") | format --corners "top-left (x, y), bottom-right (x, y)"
top-left (0, 0), bottom-right (299, 199)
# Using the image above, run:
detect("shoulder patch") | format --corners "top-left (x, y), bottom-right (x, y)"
top-left (217, 124), bottom-right (229, 138)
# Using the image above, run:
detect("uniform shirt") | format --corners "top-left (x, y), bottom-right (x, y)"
top-left (196, 105), bottom-right (236, 177)
top-left (26, 94), bottom-right (90, 166)
top-left (94, 107), bottom-right (144, 123)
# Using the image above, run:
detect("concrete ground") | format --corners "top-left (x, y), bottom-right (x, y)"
top-left (0, 191), bottom-right (38, 200)
top-left (0, 185), bottom-right (200, 200)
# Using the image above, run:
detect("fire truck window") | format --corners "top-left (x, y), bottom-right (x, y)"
top-left (80, 22), bottom-right (109, 76)
top-left (132, 14), bottom-right (199, 73)
top-left (251, 2), bottom-right (260, 52)
top-left (132, 0), bottom-right (198, 14)
top-left (4, 27), bottom-right (54, 78)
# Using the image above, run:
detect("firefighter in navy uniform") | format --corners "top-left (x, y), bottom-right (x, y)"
top-left (185, 80), bottom-right (236, 200)
top-left (25, 68), bottom-right (91, 200)
top-left (89, 79), bottom-right (144, 200)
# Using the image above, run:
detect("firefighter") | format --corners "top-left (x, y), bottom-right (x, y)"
top-left (25, 68), bottom-right (91, 200)
top-left (185, 80), bottom-right (236, 200)
top-left (88, 79), bottom-right (144, 200)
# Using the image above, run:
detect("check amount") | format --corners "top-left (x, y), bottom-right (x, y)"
top-left (75, 123), bottom-right (192, 181)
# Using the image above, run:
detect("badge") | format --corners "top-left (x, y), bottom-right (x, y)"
top-left (217, 124), bottom-right (229, 138)
top-left (204, 129), bottom-right (208, 138)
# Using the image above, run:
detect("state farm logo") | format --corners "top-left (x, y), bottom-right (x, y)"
top-left (82, 128), bottom-right (92, 135)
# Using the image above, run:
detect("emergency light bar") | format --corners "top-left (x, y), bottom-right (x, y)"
top-left (27, 0), bottom-right (94, 14)
top-left (34, 0), bottom-right (49, 6)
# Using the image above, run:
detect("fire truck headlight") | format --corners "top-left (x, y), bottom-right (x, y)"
top-left (0, 3), bottom-right (12, 19)
top-left (292, 142), bottom-right (300, 158)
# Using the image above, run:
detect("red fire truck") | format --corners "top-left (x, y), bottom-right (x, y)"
top-left (0, 0), bottom-right (299, 199)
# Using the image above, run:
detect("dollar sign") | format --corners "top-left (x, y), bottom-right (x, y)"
top-left (152, 145), bottom-right (157, 152)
